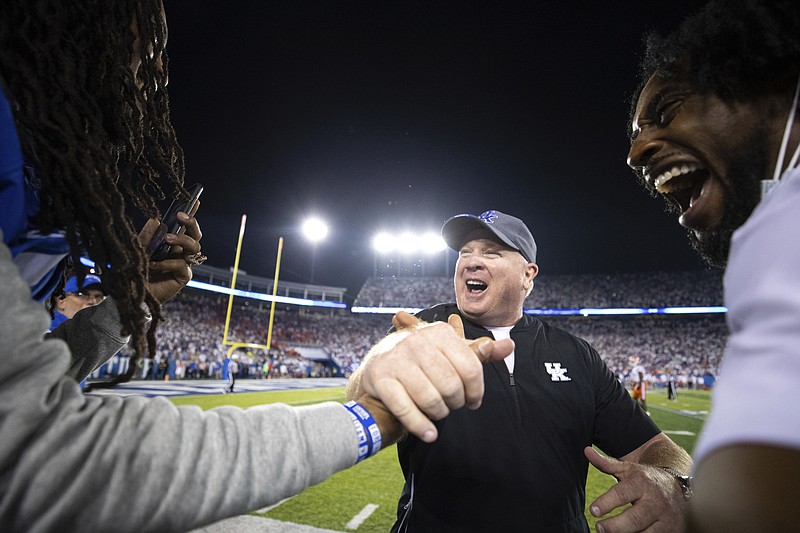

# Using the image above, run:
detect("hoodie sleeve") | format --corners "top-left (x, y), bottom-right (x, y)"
top-left (45, 296), bottom-right (133, 382)
top-left (0, 232), bottom-right (358, 533)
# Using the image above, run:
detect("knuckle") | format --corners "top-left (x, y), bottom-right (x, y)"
top-left (460, 359), bottom-right (483, 382)
top-left (387, 398), bottom-right (415, 420)
top-left (372, 379), bottom-right (404, 406)
top-left (439, 378), bottom-right (466, 407)
top-left (427, 321), bottom-right (453, 336)
top-left (627, 507), bottom-right (650, 531)
top-left (417, 395), bottom-right (448, 420)
top-left (612, 481), bottom-right (635, 502)
top-left (363, 365), bottom-right (387, 386)
top-left (397, 330), bottom-right (423, 349)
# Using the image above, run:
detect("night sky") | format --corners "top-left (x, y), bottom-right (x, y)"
top-left (165, 1), bottom-right (711, 301)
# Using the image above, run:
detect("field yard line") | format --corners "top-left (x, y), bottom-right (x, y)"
top-left (345, 503), bottom-right (379, 530)
top-left (257, 495), bottom-right (295, 513)
top-left (663, 430), bottom-right (696, 436)
top-left (189, 515), bottom-right (343, 532)
top-left (649, 405), bottom-right (708, 420)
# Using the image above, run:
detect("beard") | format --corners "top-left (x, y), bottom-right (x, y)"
top-left (685, 139), bottom-right (768, 268)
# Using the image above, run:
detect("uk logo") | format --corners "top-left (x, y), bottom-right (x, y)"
top-left (544, 362), bottom-right (571, 381)
top-left (479, 210), bottom-right (498, 224)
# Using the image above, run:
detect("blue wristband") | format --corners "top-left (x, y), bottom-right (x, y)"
top-left (343, 401), bottom-right (382, 462)
top-left (345, 407), bottom-right (370, 463)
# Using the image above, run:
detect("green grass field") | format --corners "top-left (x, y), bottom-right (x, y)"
top-left (172, 386), bottom-right (711, 532)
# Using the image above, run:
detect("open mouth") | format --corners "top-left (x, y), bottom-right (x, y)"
top-left (466, 280), bottom-right (488, 293)
top-left (652, 163), bottom-right (709, 214)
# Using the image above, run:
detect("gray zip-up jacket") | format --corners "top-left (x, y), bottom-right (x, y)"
top-left (0, 232), bottom-right (359, 533)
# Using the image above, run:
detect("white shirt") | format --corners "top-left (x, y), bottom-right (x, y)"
top-left (631, 364), bottom-right (647, 382)
top-left (694, 168), bottom-right (800, 462)
top-left (487, 326), bottom-right (515, 372)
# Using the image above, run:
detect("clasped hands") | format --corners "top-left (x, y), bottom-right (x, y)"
top-left (355, 313), bottom-right (688, 532)
top-left (352, 311), bottom-right (514, 446)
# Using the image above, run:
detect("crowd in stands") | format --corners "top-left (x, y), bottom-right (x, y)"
top-left (354, 270), bottom-right (724, 309)
top-left (355, 276), bottom-right (454, 309)
top-left (103, 271), bottom-right (727, 390)
top-left (114, 291), bottom-right (390, 382)
top-left (549, 315), bottom-right (726, 389)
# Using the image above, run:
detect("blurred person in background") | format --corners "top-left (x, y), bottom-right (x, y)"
top-left (630, 356), bottom-right (649, 414)
top-left (49, 273), bottom-right (106, 330)
top-left (48, 271), bottom-right (106, 388)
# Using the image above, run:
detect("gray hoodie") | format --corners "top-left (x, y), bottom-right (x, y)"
top-left (0, 232), bottom-right (359, 533)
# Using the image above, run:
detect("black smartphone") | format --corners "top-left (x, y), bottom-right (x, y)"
top-left (148, 183), bottom-right (204, 261)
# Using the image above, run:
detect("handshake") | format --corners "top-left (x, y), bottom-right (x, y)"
top-left (346, 311), bottom-right (515, 450)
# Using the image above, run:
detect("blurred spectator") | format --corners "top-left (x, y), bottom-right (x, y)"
top-left (49, 273), bottom-right (105, 329)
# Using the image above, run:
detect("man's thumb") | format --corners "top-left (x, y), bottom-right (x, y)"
top-left (584, 446), bottom-right (621, 477)
top-left (473, 338), bottom-right (514, 362)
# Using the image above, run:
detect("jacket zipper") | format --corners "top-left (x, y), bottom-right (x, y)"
top-left (509, 372), bottom-right (522, 426)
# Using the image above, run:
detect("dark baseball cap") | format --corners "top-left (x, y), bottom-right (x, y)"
top-left (441, 210), bottom-right (537, 263)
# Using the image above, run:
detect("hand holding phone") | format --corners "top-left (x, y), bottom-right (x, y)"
top-left (148, 183), bottom-right (203, 261)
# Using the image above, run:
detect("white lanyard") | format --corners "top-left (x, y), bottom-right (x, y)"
top-left (765, 74), bottom-right (800, 198)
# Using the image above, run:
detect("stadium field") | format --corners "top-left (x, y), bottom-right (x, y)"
top-left (171, 385), bottom-right (711, 532)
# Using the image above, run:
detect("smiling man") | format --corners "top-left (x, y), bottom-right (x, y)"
top-left (349, 209), bottom-right (692, 532)
top-left (628, 71), bottom-right (773, 269)
top-left (627, 1), bottom-right (800, 531)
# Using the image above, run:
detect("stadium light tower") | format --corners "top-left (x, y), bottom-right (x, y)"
top-left (371, 229), bottom-right (448, 276)
top-left (372, 231), bottom-right (394, 254)
top-left (421, 231), bottom-right (449, 275)
top-left (302, 217), bottom-right (328, 283)
top-left (372, 232), bottom-right (393, 276)
top-left (417, 231), bottom-right (448, 276)
top-left (302, 217), bottom-right (329, 242)
top-left (420, 231), bottom-right (447, 254)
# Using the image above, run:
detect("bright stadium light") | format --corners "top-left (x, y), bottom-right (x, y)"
top-left (371, 228), bottom-right (450, 275)
top-left (397, 231), bottom-right (418, 255)
top-left (301, 217), bottom-right (328, 284)
top-left (372, 232), bottom-right (395, 254)
top-left (420, 231), bottom-right (447, 254)
top-left (372, 229), bottom-right (447, 254)
top-left (302, 217), bottom-right (328, 243)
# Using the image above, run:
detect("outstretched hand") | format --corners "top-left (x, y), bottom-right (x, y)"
top-left (355, 310), bottom-right (514, 444)
top-left (584, 446), bottom-right (687, 533)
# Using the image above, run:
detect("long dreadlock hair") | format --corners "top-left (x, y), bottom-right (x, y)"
top-left (0, 0), bottom-right (187, 373)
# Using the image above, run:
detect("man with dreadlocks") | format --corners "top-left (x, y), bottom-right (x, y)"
top-left (0, 1), bottom-right (515, 531)
top-left (0, 0), bottom-right (196, 373)
top-left (626, 0), bottom-right (800, 531)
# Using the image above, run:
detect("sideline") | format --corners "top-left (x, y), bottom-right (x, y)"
top-left (189, 516), bottom-right (343, 533)
top-left (85, 377), bottom-right (348, 398)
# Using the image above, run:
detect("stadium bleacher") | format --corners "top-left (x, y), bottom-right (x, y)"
top-left (97, 270), bottom-right (724, 389)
